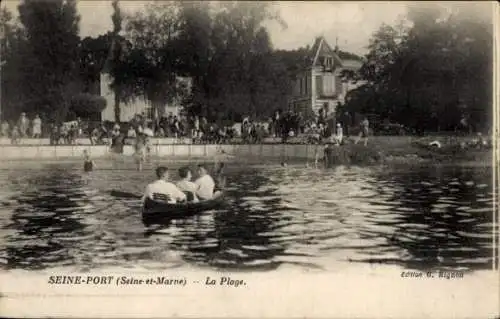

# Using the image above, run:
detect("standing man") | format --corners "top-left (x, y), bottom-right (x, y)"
top-left (18, 112), bottom-right (29, 138)
top-left (355, 117), bottom-right (370, 146)
top-left (1, 121), bottom-right (9, 137)
top-left (341, 111), bottom-right (351, 137)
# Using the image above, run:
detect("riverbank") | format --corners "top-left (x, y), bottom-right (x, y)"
top-left (0, 136), bottom-right (492, 165)
top-left (323, 137), bottom-right (493, 166)
top-left (0, 134), bottom-right (483, 146)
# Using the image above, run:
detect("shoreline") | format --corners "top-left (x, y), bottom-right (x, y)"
top-left (0, 140), bottom-right (492, 166)
top-left (0, 153), bottom-right (491, 170)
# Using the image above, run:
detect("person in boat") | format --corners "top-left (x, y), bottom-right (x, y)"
top-left (194, 164), bottom-right (219, 200)
top-left (83, 150), bottom-right (96, 172)
top-left (143, 166), bottom-right (187, 204)
top-left (176, 166), bottom-right (199, 203)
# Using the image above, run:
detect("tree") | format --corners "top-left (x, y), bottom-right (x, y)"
top-left (124, 1), bottom-right (185, 122)
top-left (79, 33), bottom-right (113, 91)
top-left (16, 0), bottom-right (81, 124)
top-left (343, 3), bottom-right (493, 133)
top-left (175, 1), bottom-right (213, 117)
top-left (0, 7), bottom-right (27, 121)
top-left (181, 1), bottom-right (286, 121)
top-left (69, 93), bottom-right (107, 117)
top-left (110, 0), bottom-right (123, 122)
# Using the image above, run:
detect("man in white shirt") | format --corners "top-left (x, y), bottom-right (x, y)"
top-left (143, 125), bottom-right (154, 137)
top-left (176, 166), bottom-right (198, 202)
top-left (194, 164), bottom-right (215, 200)
top-left (127, 126), bottom-right (137, 138)
top-left (143, 167), bottom-right (186, 204)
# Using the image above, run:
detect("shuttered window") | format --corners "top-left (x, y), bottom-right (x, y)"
top-left (316, 76), bottom-right (322, 96)
top-left (322, 74), bottom-right (335, 96)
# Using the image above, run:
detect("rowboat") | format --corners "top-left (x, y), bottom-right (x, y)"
top-left (141, 192), bottom-right (225, 225)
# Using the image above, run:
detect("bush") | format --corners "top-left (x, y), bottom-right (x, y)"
top-left (69, 93), bottom-right (107, 116)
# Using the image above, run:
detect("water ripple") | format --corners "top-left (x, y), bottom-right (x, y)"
top-left (0, 162), bottom-right (494, 272)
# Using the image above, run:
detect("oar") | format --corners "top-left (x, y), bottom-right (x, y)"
top-left (214, 162), bottom-right (226, 190)
top-left (108, 190), bottom-right (142, 200)
top-left (1, 199), bottom-right (18, 206)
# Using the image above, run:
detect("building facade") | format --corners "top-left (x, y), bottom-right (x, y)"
top-left (289, 36), bottom-right (363, 117)
top-left (99, 73), bottom-right (191, 122)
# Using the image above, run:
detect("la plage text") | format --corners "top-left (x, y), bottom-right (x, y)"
top-left (205, 276), bottom-right (246, 287)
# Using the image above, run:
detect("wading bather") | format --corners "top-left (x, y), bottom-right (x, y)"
top-left (134, 133), bottom-right (149, 171)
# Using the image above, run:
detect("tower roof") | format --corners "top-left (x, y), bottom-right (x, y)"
top-left (309, 36), bottom-right (343, 67)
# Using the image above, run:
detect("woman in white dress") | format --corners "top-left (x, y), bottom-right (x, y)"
top-left (32, 114), bottom-right (42, 138)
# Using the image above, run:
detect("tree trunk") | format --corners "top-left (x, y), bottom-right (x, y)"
top-left (114, 88), bottom-right (120, 123)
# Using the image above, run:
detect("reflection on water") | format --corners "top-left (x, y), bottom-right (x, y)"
top-left (0, 161), bottom-right (494, 272)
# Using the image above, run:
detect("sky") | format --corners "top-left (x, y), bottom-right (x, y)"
top-left (1, 1), bottom-right (494, 56)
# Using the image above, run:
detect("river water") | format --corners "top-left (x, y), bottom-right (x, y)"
top-left (0, 160), bottom-right (494, 272)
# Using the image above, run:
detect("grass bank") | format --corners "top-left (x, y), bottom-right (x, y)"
top-left (323, 136), bottom-right (492, 167)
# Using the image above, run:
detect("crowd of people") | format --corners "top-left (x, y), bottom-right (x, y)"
top-left (1, 108), bottom-right (368, 146)
top-left (0, 112), bottom-right (43, 144)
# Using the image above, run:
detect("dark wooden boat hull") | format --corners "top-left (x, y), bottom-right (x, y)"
top-left (142, 193), bottom-right (225, 225)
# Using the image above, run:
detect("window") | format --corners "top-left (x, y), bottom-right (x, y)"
top-left (144, 107), bottom-right (155, 120)
top-left (316, 75), bottom-right (323, 96)
top-left (323, 56), bottom-right (333, 68)
top-left (322, 74), bottom-right (335, 96)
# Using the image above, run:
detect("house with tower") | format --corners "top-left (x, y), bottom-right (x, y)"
top-left (289, 36), bottom-right (364, 118)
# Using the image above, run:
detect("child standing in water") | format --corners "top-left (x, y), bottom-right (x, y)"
top-left (83, 150), bottom-right (96, 172)
top-left (134, 133), bottom-right (148, 171)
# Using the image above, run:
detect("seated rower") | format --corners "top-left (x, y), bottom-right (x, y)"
top-left (142, 166), bottom-right (187, 204)
top-left (176, 166), bottom-right (199, 203)
top-left (194, 164), bottom-right (219, 200)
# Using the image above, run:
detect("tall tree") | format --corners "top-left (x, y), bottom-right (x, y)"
top-left (175, 1), bottom-right (213, 117)
top-left (79, 33), bottom-right (114, 93)
top-left (124, 1), bottom-right (185, 121)
top-left (191, 1), bottom-right (285, 121)
top-left (110, 0), bottom-right (123, 122)
top-left (343, 3), bottom-right (492, 133)
top-left (0, 7), bottom-right (26, 121)
top-left (17, 0), bottom-right (81, 124)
